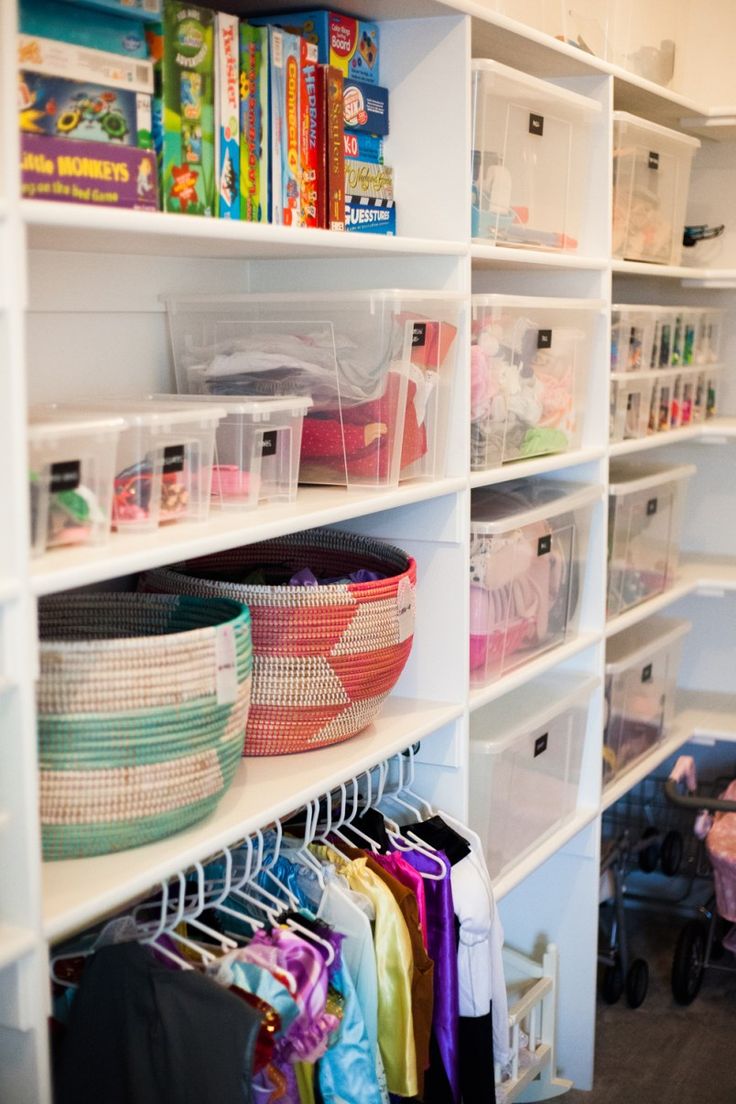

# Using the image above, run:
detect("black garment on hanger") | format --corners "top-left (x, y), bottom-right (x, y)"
top-left (341, 807), bottom-right (393, 853)
top-left (399, 816), bottom-right (471, 867)
top-left (54, 941), bottom-right (261, 1104)
top-left (458, 1009), bottom-right (496, 1104)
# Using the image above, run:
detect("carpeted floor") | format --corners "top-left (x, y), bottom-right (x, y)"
top-left (566, 910), bottom-right (736, 1104)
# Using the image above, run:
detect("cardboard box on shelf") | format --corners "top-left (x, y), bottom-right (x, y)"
top-left (20, 132), bottom-right (158, 210)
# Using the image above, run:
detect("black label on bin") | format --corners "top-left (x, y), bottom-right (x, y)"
top-left (534, 733), bottom-right (549, 758)
top-left (260, 430), bottom-right (278, 458)
top-left (411, 322), bottom-right (427, 348)
top-left (529, 112), bottom-right (544, 136)
top-left (642, 663), bottom-right (653, 683)
top-left (163, 444), bottom-right (185, 474)
top-left (648, 150), bottom-right (660, 170)
top-left (49, 459), bottom-right (81, 493)
top-left (537, 329), bottom-right (552, 350)
top-left (646, 497), bottom-right (658, 516)
top-left (537, 534), bottom-right (552, 557)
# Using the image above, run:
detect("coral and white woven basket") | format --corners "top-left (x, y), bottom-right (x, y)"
top-left (141, 528), bottom-right (416, 756)
top-left (37, 593), bottom-right (252, 860)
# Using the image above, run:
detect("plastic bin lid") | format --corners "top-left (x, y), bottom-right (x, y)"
top-left (470, 673), bottom-right (599, 753)
top-left (161, 288), bottom-right (466, 309)
top-left (472, 294), bottom-right (606, 313)
top-left (610, 370), bottom-right (661, 383)
top-left (612, 110), bottom-right (700, 149)
top-left (30, 400), bottom-right (227, 429)
top-left (612, 304), bottom-right (674, 314)
top-left (471, 479), bottom-right (602, 534)
top-left (606, 617), bottom-right (692, 675)
top-left (153, 393), bottom-right (313, 415)
top-left (27, 408), bottom-right (125, 439)
top-left (608, 461), bottom-right (697, 496)
top-left (471, 58), bottom-right (601, 116)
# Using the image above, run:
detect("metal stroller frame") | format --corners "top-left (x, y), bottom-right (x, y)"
top-left (598, 828), bottom-right (650, 1007)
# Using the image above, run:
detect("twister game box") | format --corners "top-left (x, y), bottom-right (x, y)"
top-left (148, 2), bottom-right (215, 216)
top-left (215, 11), bottom-right (239, 218)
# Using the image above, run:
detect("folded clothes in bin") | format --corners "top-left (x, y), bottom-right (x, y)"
top-left (162, 291), bottom-right (461, 490)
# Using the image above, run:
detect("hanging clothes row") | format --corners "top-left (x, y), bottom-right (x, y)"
top-left (50, 747), bottom-right (509, 1104)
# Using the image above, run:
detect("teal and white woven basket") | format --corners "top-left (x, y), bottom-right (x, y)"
top-left (37, 593), bottom-right (252, 860)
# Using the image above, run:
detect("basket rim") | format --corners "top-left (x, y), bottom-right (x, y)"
top-left (38, 593), bottom-right (251, 652)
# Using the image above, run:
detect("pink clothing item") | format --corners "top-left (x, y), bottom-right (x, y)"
top-left (706, 779), bottom-right (736, 923)
top-left (371, 851), bottom-right (429, 952)
top-left (670, 755), bottom-right (697, 792)
top-left (533, 368), bottom-right (573, 429)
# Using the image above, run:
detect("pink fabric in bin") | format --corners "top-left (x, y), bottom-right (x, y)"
top-left (706, 779), bottom-right (736, 923)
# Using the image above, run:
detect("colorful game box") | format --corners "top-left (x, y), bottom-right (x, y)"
top-left (268, 10), bottom-right (379, 85)
top-left (18, 35), bottom-right (153, 93)
top-left (345, 159), bottom-right (393, 200)
top-left (300, 37), bottom-right (320, 227)
top-left (215, 12), bottom-right (239, 218)
top-left (268, 26), bottom-right (301, 226)
top-left (240, 24), bottom-right (269, 221)
top-left (343, 78), bottom-right (388, 136)
top-left (19, 72), bottom-right (152, 148)
top-left (55, 0), bottom-right (162, 21)
top-left (20, 0), bottom-right (149, 58)
top-left (148, 2), bottom-right (215, 216)
top-left (343, 130), bottom-right (382, 164)
top-left (324, 64), bottom-right (344, 231)
top-left (239, 23), bottom-right (269, 222)
top-left (345, 194), bottom-right (395, 234)
top-left (21, 132), bottom-right (158, 209)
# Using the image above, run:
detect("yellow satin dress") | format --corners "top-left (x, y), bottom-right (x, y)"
top-left (311, 844), bottom-right (418, 1099)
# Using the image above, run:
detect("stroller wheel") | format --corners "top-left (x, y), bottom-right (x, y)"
top-left (626, 958), bottom-right (649, 1008)
top-left (660, 830), bottom-right (683, 876)
top-left (672, 920), bottom-right (706, 1005)
top-left (638, 826), bottom-right (660, 872)
top-left (601, 959), bottom-right (624, 1004)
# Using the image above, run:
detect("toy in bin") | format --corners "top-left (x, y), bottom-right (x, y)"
top-left (471, 295), bottom-right (599, 469)
top-left (469, 479), bottom-right (599, 683)
top-left (154, 393), bottom-right (312, 507)
top-left (162, 290), bottom-right (461, 490)
top-left (27, 411), bottom-right (123, 555)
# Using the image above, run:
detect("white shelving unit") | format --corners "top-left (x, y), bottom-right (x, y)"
top-left (3, 2), bottom-right (736, 1102)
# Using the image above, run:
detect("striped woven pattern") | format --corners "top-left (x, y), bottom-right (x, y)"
top-left (141, 528), bottom-right (416, 756)
top-left (37, 593), bottom-right (252, 860)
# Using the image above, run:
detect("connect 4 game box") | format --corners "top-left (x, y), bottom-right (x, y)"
top-left (268, 26), bottom-right (300, 226)
top-left (215, 11), bottom-right (239, 218)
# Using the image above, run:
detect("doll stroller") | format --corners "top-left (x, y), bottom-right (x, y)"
top-left (664, 756), bottom-right (736, 1004)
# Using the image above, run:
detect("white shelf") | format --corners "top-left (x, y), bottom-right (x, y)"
top-left (493, 805), bottom-right (600, 901)
top-left (611, 259), bottom-right (703, 279)
top-left (600, 717), bottom-right (694, 812)
top-left (0, 925), bottom-right (37, 973)
top-left (471, 244), bottom-right (610, 271)
top-left (0, 579), bottom-right (20, 603)
top-left (605, 557), bottom-right (736, 637)
top-left (30, 477), bottom-right (466, 596)
top-left (605, 577), bottom-right (694, 636)
top-left (22, 201), bottom-right (467, 261)
top-left (609, 426), bottom-right (701, 455)
top-left (470, 632), bottom-right (601, 712)
top-left (470, 448), bottom-right (606, 488)
top-left (42, 696), bottom-right (462, 942)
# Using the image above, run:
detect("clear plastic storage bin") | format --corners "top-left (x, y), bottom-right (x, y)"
top-left (155, 394), bottom-right (311, 508)
top-left (27, 411), bottom-right (123, 556)
top-left (607, 461), bottom-right (695, 619)
top-left (471, 59), bottom-right (600, 252)
top-left (604, 617), bottom-right (691, 786)
top-left (609, 371), bottom-right (657, 442)
top-left (611, 305), bottom-right (659, 373)
top-left (470, 479), bottom-right (600, 684)
top-left (469, 673), bottom-right (598, 879)
top-left (471, 295), bottom-right (602, 469)
top-left (612, 113), bottom-right (700, 266)
top-left (162, 290), bottom-right (461, 490)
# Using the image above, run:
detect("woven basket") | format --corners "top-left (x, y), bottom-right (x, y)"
top-left (141, 528), bottom-right (416, 756)
top-left (37, 593), bottom-right (252, 860)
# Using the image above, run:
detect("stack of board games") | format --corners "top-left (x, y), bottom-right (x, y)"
top-left (17, 2), bottom-right (396, 234)
top-left (18, 0), bottom-right (159, 210)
